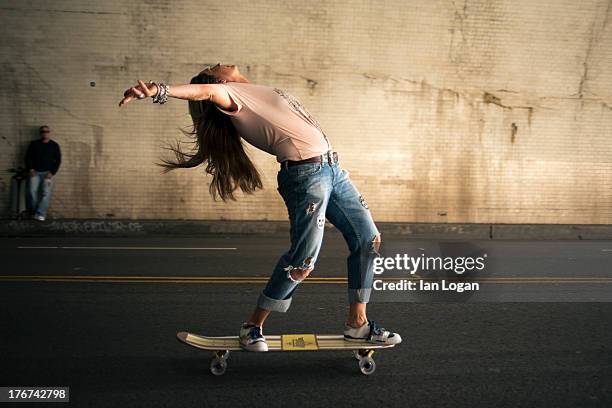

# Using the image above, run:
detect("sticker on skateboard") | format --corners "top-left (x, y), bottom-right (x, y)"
top-left (177, 331), bottom-right (397, 376)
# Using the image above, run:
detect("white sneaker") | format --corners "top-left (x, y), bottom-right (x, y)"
top-left (34, 214), bottom-right (45, 221)
top-left (239, 323), bottom-right (268, 352)
top-left (344, 320), bottom-right (402, 345)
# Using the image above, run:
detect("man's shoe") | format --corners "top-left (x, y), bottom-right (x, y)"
top-left (344, 320), bottom-right (402, 345)
top-left (239, 323), bottom-right (268, 352)
top-left (33, 214), bottom-right (45, 221)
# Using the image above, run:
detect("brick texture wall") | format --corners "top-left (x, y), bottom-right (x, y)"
top-left (1, 0), bottom-right (611, 223)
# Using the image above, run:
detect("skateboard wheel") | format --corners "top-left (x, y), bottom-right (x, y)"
top-left (210, 358), bottom-right (227, 376)
top-left (352, 350), bottom-right (362, 361)
top-left (358, 357), bottom-right (376, 375)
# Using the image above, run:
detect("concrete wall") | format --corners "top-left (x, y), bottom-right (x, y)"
top-left (1, 0), bottom-right (611, 223)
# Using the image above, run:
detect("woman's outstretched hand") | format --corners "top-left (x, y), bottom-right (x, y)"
top-left (118, 80), bottom-right (159, 107)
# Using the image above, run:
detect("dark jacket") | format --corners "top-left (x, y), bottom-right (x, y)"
top-left (25, 139), bottom-right (62, 175)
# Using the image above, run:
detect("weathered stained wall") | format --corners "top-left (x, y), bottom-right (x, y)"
top-left (0, 0), bottom-right (611, 223)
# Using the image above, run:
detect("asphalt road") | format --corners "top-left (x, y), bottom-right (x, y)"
top-left (1, 232), bottom-right (611, 407)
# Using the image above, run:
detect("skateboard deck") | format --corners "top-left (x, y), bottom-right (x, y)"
top-left (177, 331), bottom-right (396, 376)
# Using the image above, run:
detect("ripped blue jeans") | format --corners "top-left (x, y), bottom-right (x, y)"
top-left (257, 151), bottom-right (381, 312)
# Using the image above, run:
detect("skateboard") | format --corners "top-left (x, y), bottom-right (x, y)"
top-left (176, 331), bottom-right (397, 376)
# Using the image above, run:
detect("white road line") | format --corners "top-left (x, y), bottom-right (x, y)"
top-left (17, 246), bottom-right (237, 250)
top-left (18, 246), bottom-right (60, 249)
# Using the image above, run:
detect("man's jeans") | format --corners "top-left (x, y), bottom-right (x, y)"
top-left (28, 171), bottom-right (54, 218)
top-left (257, 152), bottom-right (381, 313)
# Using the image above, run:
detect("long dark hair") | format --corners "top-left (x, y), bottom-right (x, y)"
top-left (156, 72), bottom-right (263, 201)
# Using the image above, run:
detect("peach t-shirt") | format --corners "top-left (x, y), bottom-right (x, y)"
top-left (215, 82), bottom-right (332, 162)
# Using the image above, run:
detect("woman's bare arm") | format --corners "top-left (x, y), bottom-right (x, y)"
top-left (119, 80), bottom-right (236, 111)
top-left (169, 84), bottom-right (237, 110)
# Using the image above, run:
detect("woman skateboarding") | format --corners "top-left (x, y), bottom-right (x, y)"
top-left (118, 63), bottom-right (402, 351)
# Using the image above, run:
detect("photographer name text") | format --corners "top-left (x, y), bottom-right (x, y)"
top-left (374, 279), bottom-right (479, 293)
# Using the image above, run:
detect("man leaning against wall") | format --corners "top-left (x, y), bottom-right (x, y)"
top-left (25, 125), bottom-right (62, 221)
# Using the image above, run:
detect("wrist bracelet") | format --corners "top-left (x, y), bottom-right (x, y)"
top-left (154, 83), bottom-right (169, 104)
top-left (148, 80), bottom-right (170, 105)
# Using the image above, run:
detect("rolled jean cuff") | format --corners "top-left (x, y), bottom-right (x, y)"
top-left (257, 292), bottom-right (292, 313)
top-left (348, 288), bottom-right (372, 304)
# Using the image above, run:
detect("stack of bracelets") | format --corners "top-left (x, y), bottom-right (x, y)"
top-left (148, 80), bottom-right (169, 104)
